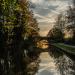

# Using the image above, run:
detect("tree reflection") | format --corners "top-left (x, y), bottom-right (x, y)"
top-left (48, 45), bottom-right (75, 75)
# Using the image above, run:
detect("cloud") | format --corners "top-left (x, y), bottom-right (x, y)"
top-left (30, 0), bottom-right (40, 4)
top-left (29, 0), bottom-right (72, 36)
top-left (29, 2), bottom-right (36, 9)
top-left (39, 24), bottom-right (54, 36)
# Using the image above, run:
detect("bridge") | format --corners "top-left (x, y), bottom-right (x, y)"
top-left (32, 36), bottom-right (50, 41)
top-left (26, 36), bottom-right (75, 56)
top-left (31, 36), bottom-right (55, 43)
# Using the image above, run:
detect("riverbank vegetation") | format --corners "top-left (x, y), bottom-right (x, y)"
top-left (0, 0), bottom-right (40, 75)
top-left (52, 43), bottom-right (75, 55)
top-left (48, 0), bottom-right (75, 45)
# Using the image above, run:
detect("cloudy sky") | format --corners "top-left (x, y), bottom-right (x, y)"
top-left (29, 0), bottom-right (73, 36)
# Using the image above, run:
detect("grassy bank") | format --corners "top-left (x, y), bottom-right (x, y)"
top-left (52, 43), bottom-right (75, 55)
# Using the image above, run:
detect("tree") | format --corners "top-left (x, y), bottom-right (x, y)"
top-left (64, 25), bottom-right (75, 44)
top-left (47, 27), bottom-right (63, 42)
top-left (0, 0), bottom-right (39, 75)
top-left (54, 13), bottom-right (65, 31)
top-left (65, 5), bottom-right (75, 27)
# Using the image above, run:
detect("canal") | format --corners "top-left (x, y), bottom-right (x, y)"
top-left (35, 44), bottom-right (75, 75)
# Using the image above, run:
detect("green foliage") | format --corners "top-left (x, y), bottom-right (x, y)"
top-left (0, 0), bottom-right (39, 75)
top-left (52, 43), bottom-right (75, 55)
top-left (48, 27), bottom-right (63, 42)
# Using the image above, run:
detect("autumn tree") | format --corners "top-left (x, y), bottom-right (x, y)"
top-left (0, 0), bottom-right (39, 75)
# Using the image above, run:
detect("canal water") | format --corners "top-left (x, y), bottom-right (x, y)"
top-left (35, 45), bottom-right (75, 75)
top-left (36, 52), bottom-right (60, 75)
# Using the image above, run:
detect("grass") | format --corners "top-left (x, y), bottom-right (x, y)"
top-left (52, 43), bottom-right (75, 55)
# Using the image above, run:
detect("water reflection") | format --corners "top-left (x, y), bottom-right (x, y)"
top-left (49, 45), bottom-right (75, 75)
top-left (35, 45), bottom-right (75, 75)
top-left (36, 52), bottom-right (60, 75)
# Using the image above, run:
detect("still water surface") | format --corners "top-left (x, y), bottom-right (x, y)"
top-left (35, 46), bottom-right (75, 75)
top-left (36, 52), bottom-right (60, 75)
